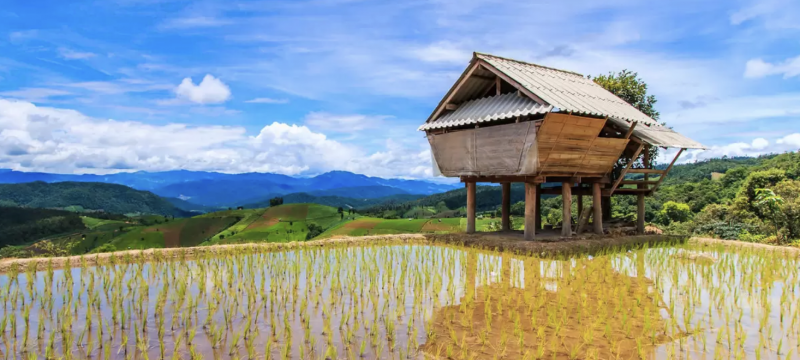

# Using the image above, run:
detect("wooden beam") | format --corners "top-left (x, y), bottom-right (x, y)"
top-left (445, 103), bottom-right (458, 111)
top-left (476, 59), bottom-right (549, 105)
top-left (562, 182), bottom-right (572, 237)
top-left (623, 121), bottom-right (638, 139)
top-left (620, 180), bottom-right (659, 185)
top-left (525, 183), bottom-right (537, 241)
top-left (540, 187), bottom-right (593, 196)
top-left (427, 61), bottom-right (481, 124)
top-left (627, 168), bottom-right (665, 174)
top-left (649, 148), bottom-right (684, 195)
top-left (501, 183), bottom-right (511, 231)
top-left (608, 143), bottom-right (644, 195)
top-left (466, 182), bottom-right (476, 234)
top-left (495, 76), bottom-right (501, 96)
top-left (592, 182), bottom-right (603, 235)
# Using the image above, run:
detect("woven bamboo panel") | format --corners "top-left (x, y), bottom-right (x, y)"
top-left (537, 114), bottom-right (627, 175)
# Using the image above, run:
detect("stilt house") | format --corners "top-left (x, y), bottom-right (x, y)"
top-left (420, 53), bottom-right (705, 240)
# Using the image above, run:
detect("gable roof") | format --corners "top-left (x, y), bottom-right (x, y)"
top-left (422, 52), bottom-right (706, 149)
top-left (475, 52), bottom-right (659, 126)
top-left (418, 92), bottom-right (551, 131)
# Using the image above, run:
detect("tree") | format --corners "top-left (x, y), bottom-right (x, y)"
top-left (269, 197), bottom-right (284, 207)
top-left (755, 188), bottom-right (785, 241)
top-left (655, 201), bottom-right (692, 225)
top-left (592, 70), bottom-right (661, 168)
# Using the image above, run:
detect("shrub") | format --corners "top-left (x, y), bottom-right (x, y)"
top-left (0, 245), bottom-right (33, 259)
top-left (655, 201), bottom-right (692, 225)
top-left (90, 243), bottom-right (117, 254)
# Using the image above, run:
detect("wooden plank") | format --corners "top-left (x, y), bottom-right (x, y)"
top-left (627, 168), bottom-right (665, 174)
top-left (620, 180), bottom-right (659, 185)
top-left (608, 143), bottom-right (644, 194)
top-left (649, 148), bottom-right (684, 195)
top-left (637, 192), bottom-right (645, 235)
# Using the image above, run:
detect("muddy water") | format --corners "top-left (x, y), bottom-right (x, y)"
top-left (0, 243), bottom-right (798, 359)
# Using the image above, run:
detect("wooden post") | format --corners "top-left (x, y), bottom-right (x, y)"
top-left (562, 182), bottom-right (572, 237)
top-left (524, 183), bottom-right (536, 241)
top-left (535, 183), bottom-right (542, 230)
top-left (593, 183), bottom-right (603, 235)
top-left (602, 196), bottom-right (611, 221)
top-left (501, 183), bottom-right (511, 231)
top-left (577, 191), bottom-right (583, 215)
top-left (637, 192), bottom-right (645, 235)
top-left (466, 182), bottom-right (476, 234)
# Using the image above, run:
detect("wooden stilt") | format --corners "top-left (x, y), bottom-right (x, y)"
top-left (593, 182), bottom-right (603, 235)
top-left (562, 182), bottom-right (572, 237)
top-left (524, 183), bottom-right (536, 241)
top-left (535, 183), bottom-right (542, 230)
top-left (577, 191), bottom-right (583, 214)
top-left (501, 182), bottom-right (511, 231)
top-left (466, 182), bottom-right (476, 234)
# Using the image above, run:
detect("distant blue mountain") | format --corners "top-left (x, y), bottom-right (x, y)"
top-left (0, 169), bottom-right (459, 207)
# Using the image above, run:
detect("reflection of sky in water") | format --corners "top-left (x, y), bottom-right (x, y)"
top-left (1, 244), bottom-right (798, 359)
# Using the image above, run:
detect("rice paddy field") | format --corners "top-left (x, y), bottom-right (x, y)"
top-left (1, 239), bottom-right (798, 360)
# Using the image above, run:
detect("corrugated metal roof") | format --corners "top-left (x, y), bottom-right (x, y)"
top-left (607, 117), bottom-right (706, 149)
top-left (475, 53), bottom-right (661, 127)
top-left (418, 92), bottom-right (552, 131)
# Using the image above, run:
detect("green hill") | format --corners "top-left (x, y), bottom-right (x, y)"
top-left (0, 207), bottom-right (86, 249)
top-left (0, 181), bottom-right (191, 217)
top-left (244, 192), bottom-right (424, 210)
top-left (206, 203), bottom-right (355, 244)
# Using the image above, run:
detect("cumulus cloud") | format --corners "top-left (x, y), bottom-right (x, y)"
top-left (175, 74), bottom-right (231, 104)
top-left (0, 99), bottom-right (433, 178)
top-left (303, 112), bottom-right (388, 133)
top-left (670, 134), bottom-right (800, 164)
top-left (744, 56), bottom-right (800, 79)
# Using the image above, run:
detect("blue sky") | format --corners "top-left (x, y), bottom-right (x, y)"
top-left (1, 0), bottom-right (799, 179)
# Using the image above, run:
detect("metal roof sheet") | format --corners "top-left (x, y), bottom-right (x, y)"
top-left (418, 92), bottom-right (552, 131)
top-left (475, 53), bottom-right (661, 127)
top-left (607, 117), bottom-right (706, 149)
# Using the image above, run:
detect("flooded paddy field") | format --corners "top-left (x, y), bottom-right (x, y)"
top-left (0, 240), bottom-right (798, 359)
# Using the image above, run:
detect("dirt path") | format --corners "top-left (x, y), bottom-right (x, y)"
top-left (2, 234), bottom-right (797, 273)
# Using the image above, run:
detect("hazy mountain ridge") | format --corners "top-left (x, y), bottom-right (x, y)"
top-left (0, 169), bottom-right (458, 206)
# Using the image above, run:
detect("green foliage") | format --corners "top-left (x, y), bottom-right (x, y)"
top-left (0, 207), bottom-right (86, 248)
top-left (306, 223), bottom-right (324, 240)
top-left (0, 181), bottom-right (189, 216)
top-left (269, 197), bottom-right (284, 207)
top-left (655, 201), bottom-right (692, 226)
top-left (89, 243), bottom-right (116, 254)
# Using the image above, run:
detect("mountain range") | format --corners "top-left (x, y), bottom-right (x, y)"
top-left (0, 170), bottom-right (459, 207)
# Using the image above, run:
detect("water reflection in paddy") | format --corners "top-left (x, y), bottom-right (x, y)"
top-left (0, 242), bottom-right (797, 359)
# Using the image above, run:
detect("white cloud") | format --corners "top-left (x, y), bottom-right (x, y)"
top-left (8, 29), bottom-right (36, 43)
top-left (777, 133), bottom-right (800, 147)
top-left (303, 112), bottom-right (388, 133)
top-left (0, 99), bottom-right (433, 177)
top-left (0, 88), bottom-right (71, 102)
top-left (411, 42), bottom-right (471, 64)
top-left (58, 48), bottom-right (97, 60)
top-left (245, 97), bottom-right (289, 104)
top-left (669, 134), bottom-right (800, 164)
top-left (744, 56), bottom-right (800, 79)
top-left (175, 74), bottom-right (231, 104)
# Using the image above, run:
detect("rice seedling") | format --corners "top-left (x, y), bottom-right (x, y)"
top-left (0, 239), bottom-right (796, 359)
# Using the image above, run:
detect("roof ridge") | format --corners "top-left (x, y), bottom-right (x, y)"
top-left (474, 52), bottom-right (585, 77)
